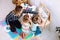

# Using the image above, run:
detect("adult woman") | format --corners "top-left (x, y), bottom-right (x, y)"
top-left (6, 5), bottom-right (23, 33)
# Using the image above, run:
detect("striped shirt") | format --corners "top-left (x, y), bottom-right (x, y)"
top-left (6, 11), bottom-right (21, 25)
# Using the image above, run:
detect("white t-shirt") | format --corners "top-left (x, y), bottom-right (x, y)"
top-left (31, 22), bottom-right (39, 31)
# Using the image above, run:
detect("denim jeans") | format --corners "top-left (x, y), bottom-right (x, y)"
top-left (35, 26), bottom-right (41, 36)
top-left (30, 26), bottom-right (41, 36)
top-left (20, 9), bottom-right (38, 17)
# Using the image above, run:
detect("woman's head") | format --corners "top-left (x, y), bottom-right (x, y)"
top-left (23, 13), bottom-right (29, 22)
top-left (32, 14), bottom-right (39, 24)
top-left (15, 5), bottom-right (22, 12)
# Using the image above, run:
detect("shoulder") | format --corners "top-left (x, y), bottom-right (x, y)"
top-left (6, 11), bottom-right (13, 18)
top-left (7, 11), bottom-right (13, 15)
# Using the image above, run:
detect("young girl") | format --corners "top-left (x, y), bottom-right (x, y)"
top-left (22, 13), bottom-right (32, 34)
top-left (20, 13), bottom-right (32, 38)
top-left (6, 5), bottom-right (23, 33)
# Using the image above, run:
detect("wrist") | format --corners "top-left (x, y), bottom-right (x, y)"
top-left (7, 25), bottom-right (10, 27)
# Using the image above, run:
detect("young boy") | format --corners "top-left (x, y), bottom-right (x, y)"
top-left (31, 14), bottom-right (41, 36)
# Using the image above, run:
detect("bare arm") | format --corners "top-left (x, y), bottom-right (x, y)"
top-left (28, 18), bottom-right (32, 27)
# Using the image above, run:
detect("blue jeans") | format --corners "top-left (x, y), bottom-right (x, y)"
top-left (20, 9), bottom-right (38, 17)
top-left (22, 9), bottom-right (38, 14)
top-left (35, 26), bottom-right (41, 36)
top-left (30, 26), bottom-right (41, 36)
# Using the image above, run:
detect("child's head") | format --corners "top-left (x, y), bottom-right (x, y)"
top-left (23, 13), bottom-right (29, 22)
top-left (32, 13), bottom-right (39, 24)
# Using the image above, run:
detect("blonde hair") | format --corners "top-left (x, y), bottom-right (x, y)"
top-left (12, 0), bottom-right (30, 5)
top-left (22, 14), bottom-right (29, 22)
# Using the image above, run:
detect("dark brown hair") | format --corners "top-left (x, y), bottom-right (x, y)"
top-left (15, 5), bottom-right (22, 11)
top-left (32, 14), bottom-right (39, 23)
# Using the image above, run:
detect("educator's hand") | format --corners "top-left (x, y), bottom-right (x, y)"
top-left (7, 25), bottom-right (10, 27)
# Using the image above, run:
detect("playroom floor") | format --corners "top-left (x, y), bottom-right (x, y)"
top-left (0, 25), bottom-right (59, 40)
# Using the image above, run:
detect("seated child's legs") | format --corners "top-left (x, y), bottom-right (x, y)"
top-left (35, 26), bottom-right (41, 36)
top-left (19, 32), bottom-right (26, 38)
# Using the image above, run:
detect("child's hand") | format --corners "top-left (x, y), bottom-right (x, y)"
top-left (30, 25), bottom-right (32, 28)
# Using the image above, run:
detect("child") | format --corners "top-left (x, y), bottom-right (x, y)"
top-left (31, 13), bottom-right (41, 36)
top-left (20, 13), bottom-right (32, 38)
top-left (31, 13), bottom-right (49, 36)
